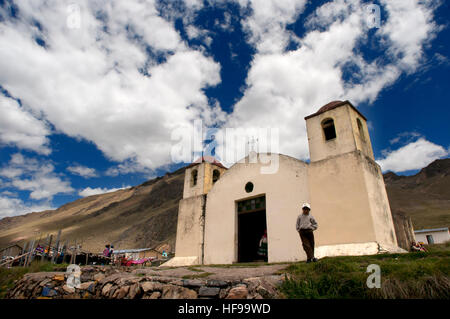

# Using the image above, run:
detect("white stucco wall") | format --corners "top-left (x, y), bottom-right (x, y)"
top-left (203, 154), bottom-right (310, 264)
top-left (415, 230), bottom-right (450, 244)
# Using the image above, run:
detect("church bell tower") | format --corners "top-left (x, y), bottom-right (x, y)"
top-left (168, 156), bottom-right (227, 266)
top-left (305, 101), bottom-right (399, 252)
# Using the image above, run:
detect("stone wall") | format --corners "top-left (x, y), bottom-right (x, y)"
top-left (6, 266), bottom-right (286, 299)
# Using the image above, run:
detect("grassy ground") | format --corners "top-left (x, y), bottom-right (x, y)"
top-left (1, 244), bottom-right (449, 299)
top-left (0, 262), bottom-right (68, 299)
top-left (280, 243), bottom-right (450, 299)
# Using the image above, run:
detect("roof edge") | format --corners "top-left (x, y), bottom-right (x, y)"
top-left (304, 100), bottom-right (367, 121)
top-left (414, 227), bottom-right (449, 233)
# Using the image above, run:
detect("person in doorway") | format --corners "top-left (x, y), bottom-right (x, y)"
top-left (257, 229), bottom-right (268, 260)
top-left (296, 203), bottom-right (318, 263)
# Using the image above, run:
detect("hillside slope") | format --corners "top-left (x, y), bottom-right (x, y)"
top-left (0, 167), bottom-right (185, 252)
top-left (0, 158), bottom-right (448, 252)
top-left (384, 158), bottom-right (450, 230)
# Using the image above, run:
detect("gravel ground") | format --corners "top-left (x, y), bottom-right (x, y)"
top-left (131, 263), bottom-right (290, 281)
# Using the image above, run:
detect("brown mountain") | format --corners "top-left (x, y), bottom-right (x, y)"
top-left (384, 158), bottom-right (450, 230)
top-left (0, 158), bottom-right (449, 252)
top-left (0, 167), bottom-right (185, 252)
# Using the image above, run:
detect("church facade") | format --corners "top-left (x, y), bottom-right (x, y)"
top-left (164, 100), bottom-right (404, 266)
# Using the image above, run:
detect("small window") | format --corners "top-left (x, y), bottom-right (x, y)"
top-left (212, 169), bottom-right (220, 183)
top-left (245, 182), bottom-right (254, 193)
top-left (357, 118), bottom-right (365, 142)
top-left (191, 169), bottom-right (198, 187)
top-left (322, 118), bottom-right (336, 141)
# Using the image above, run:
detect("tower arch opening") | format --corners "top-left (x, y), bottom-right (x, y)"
top-left (322, 118), bottom-right (336, 141)
top-left (212, 169), bottom-right (220, 183)
top-left (191, 169), bottom-right (198, 186)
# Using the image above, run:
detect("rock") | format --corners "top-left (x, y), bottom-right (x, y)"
top-left (141, 281), bottom-right (163, 292)
top-left (53, 275), bottom-right (65, 281)
top-left (39, 279), bottom-right (52, 287)
top-left (161, 285), bottom-right (197, 299)
top-left (41, 286), bottom-right (58, 297)
top-left (169, 279), bottom-right (184, 286)
top-left (113, 286), bottom-right (129, 299)
top-left (79, 281), bottom-right (95, 290)
top-left (263, 275), bottom-right (285, 287)
top-left (256, 280), bottom-right (278, 299)
top-left (82, 292), bottom-right (91, 299)
top-left (108, 286), bottom-right (118, 298)
top-left (87, 283), bottom-right (96, 294)
top-left (143, 291), bottom-right (161, 299)
top-left (149, 291), bottom-right (161, 299)
top-left (148, 276), bottom-right (176, 284)
top-left (243, 277), bottom-right (261, 292)
top-left (219, 288), bottom-right (230, 299)
top-left (182, 279), bottom-right (205, 288)
top-left (81, 274), bottom-right (94, 282)
top-left (102, 283), bottom-right (113, 296)
top-left (207, 279), bottom-right (228, 287)
top-left (225, 286), bottom-right (248, 299)
top-left (198, 287), bottom-right (220, 297)
top-left (62, 285), bottom-right (75, 294)
top-left (94, 273), bottom-right (106, 282)
top-left (127, 283), bottom-right (141, 299)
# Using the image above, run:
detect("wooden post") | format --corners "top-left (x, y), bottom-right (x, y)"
top-left (63, 241), bottom-right (68, 264)
top-left (23, 241), bottom-right (31, 267)
top-left (41, 234), bottom-right (49, 263)
top-left (25, 240), bottom-right (35, 267)
top-left (69, 242), bottom-right (73, 264)
top-left (51, 230), bottom-right (61, 264)
top-left (20, 242), bottom-right (28, 266)
top-left (46, 234), bottom-right (53, 263)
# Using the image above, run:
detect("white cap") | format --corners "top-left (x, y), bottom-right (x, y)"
top-left (302, 203), bottom-right (311, 209)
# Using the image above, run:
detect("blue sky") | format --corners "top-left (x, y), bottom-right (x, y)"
top-left (0, 0), bottom-right (449, 218)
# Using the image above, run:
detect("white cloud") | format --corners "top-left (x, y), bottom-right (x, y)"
top-left (222, 0), bottom-right (442, 161)
top-left (237, 0), bottom-right (307, 54)
top-left (0, 0), bottom-right (222, 169)
top-left (377, 138), bottom-right (448, 173)
top-left (105, 160), bottom-right (155, 178)
top-left (0, 196), bottom-right (54, 218)
top-left (0, 0), bottom-right (443, 173)
top-left (0, 94), bottom-right (50, 154)
top-left (67, 164), bottom-right (98, 178)
top-left (0, 153), bottom-right (74, 200)
top-left (79, 186), bottom-right (130, 197)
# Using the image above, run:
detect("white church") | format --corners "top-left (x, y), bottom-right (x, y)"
top-left (164, 100), bottom-right (405, 266)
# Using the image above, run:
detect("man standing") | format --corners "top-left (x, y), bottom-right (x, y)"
top-left (296, 203), bottom-right (318, 263)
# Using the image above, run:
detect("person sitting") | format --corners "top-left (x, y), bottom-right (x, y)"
top-left (411, 241), bottom-right (421, 252)
top-left (418, 242), bottom-right (427, 252)
top-left (411, 241), bottom-right (427, 252)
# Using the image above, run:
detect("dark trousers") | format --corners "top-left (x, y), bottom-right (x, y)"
top-left (299, 229), bottom-right (315, 260)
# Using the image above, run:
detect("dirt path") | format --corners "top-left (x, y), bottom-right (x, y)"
top-left (131, 263), bottom-right (290, 281)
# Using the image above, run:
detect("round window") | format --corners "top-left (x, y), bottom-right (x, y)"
top-left (245, 182), bottom-right (254, 193)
